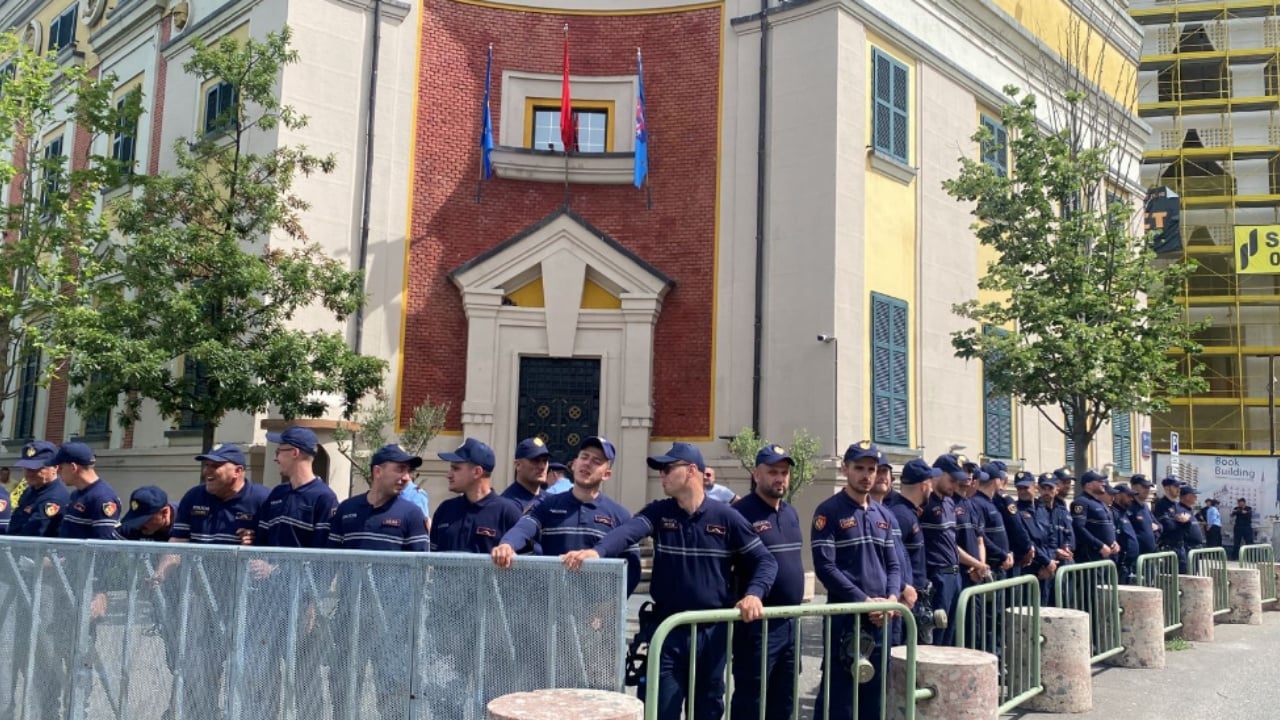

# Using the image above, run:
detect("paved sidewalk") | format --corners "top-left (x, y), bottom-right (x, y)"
top-left (1015, 611), bottom-right (1280, 719)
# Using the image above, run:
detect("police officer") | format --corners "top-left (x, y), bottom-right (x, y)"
top-left (1160, 485), bottom-right (1205, 573)
top-left (924, 453), bottom-right (985, 645)
top-left (545, 460), bottom-right (573, 494)
top-left (492, 436), bottom-right (640, 594)
top-left (811, 441), bottom-right (900, 720)
top-left (54, 442), bottom-right (123, 541)
top-left (1038, 474), bottom-right (1074, 605)
top-left (1129, 475), bottom-right (1161, 558)
top-left (504, 437), bottom-right (550, 511)
top-left (973, 464), bottom-right (1014, 581)
top-left (7, 441), bottom-right (67, 536)
top-left (953, 464), bottom-right (989, 588)
top-left (884, 460), bottom-right (935, 641)
top-left (727, 443), bottom-right (805, 720)
top-left (1070, 470), bottom-right (1117, 564)
top-left (432, 437), bottom-right (522, 553)
top-left (1231, 497), bottom-right (1256, 559)
top-left (1013, 473), bottom-right (1056, 583)
top-left (563, 442), bottom-right (776, 720)
top-left (328, 444), bottom-right (428, 720)
top-left (1111, 483), bottom-right (1140, 583)
top-left (992, 463), bottom-right (1034, 577)
top-left (1153, 476), bottom-right (1181, 520)
top-left (871, 455), bottom-right (916, 620)
top-left (118, 486), bottom-right (176, 541)
top-left (248, 427), bottom-right (340, 720)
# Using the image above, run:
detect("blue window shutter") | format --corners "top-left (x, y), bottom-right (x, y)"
top-left (872, 293), bottom-right (910, 447)
top-left (890, 61), bottom-right (909, 162)
top-left (872, 49), bottom-right (910, 164)
top-left (1112, 413), bottom-right (1133, 474)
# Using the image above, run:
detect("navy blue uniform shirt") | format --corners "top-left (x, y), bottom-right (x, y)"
top-left (594, 497), bottom-right (777, 615)
top-left (953, 494), bottom-right (986, 563)
top-left (1114, 505), bottom-right (1139, 558)
top-left (733, 492), bottom-right (805, 606)
top-left (1152, 496), bottom-right (1179, 525)
top-left (59, 479), bottom-right (123, 540)
top-left (1015, 499), bottom-right (1054, 573)
top-left (10, 480), bottom-right (70, 537)
top-left (878, 499), bottom-right (913, 590)
top-left (255, 478), bottom-right (339, 548)
top-left (882, 491), bottom-right (926, 586)
top-left (499, 489), bottom-right (641, 594)
top-left (122, 503), bottom-right (179, 542)
top-left (1045, 500), bottom-right (1076, 555)
top-left (1159, 501), bottom-right (1205, 548)
top-left (811, 490), bottom-right (901, 602)
top-left (998, 491), bottom-right (1034, 560)
top-left (1070, 494), bottom-right (1115, 562)
top-left (329, 494), bottom-right (429, 552)
top-left (431, 491), bottom-right (522, 554)
top-left (501, 482), bottom-right (541, 512)
top-left (173, 482), bottom-right (271, 544)
top-left (920, 492), bottom-right (960, 575)
top-left (971, 492), bottom-right (1011, 566)
top-left (1128, 502), bottom-right (1159, 554)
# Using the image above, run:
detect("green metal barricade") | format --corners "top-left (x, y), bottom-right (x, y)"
top-left (1136, 551), bottom-right (1182, 633)
top-left (643, 601), bottom-right (933, 720)
top-left (1239, 544), bottom-right (1278, 604)
top-left (1054, 560), bottom-right (1124, 663)
top-left (1189, 547), bottom-right (1231, 616)
top-left (955, 574), bottom-right (1042, 714)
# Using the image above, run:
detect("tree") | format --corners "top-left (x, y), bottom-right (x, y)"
top-left (728, 426), bottom-right (822, 504)
top-left (61, 28), bottom-right (385, 450)
top-left (335, 390), bottom-right (449, 489)
top-left (943, 86), bottom-right (1206, 479)
top-left (0, 32), bottom-right (137, 440)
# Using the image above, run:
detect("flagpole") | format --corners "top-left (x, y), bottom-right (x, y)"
top-left (475, 42), bottom-right (493, 204)
top-left (562, 24), bottom-right (571, 209)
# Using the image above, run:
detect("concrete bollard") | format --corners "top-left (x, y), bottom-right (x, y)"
top-left (1227, 567), bottom-right (1263, 625)
top-left (888, 645), bottom-right (998, 720)
top-left (487, 689), bottom-right (642, 720)
top-left (1015, 607), bottom-right (1092, 712)
top-left (1177, 574), bottom-right (1214, 642)
top-left (1109, 586), bottom-right (1165, 669)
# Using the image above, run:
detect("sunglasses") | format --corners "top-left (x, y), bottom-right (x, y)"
top-left (660, 462), bottom-right (692, 475)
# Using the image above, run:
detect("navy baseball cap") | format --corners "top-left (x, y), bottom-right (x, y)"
top-left (1037, 473), bottom-right (1057, 487)
top-left (647, 442), bottom-right (705, 472)
top-left (53, 442), bottom-right (94, 467)
top-left (1013, 471), bottom-right (1036, 488)
top-left (900, 458), bottom-right (941, 485)
top-left (267, 426), bottom-right (319, 456)
top-left (438, 437), bottom-right (497, 473)
top-left (1053, 467), bottom-right (1075, 483)
top-left (980, 463), bottom-right (1006, 482)
top-left (969, 470), bottom-right (988, 483)
top-left (876, 451), bottom-right (891, 469)
top-left (14, 440), bottom-right (57, 470)
top-left (990, 460), bottom-right (1008, 473)
top-left (514, 437), bottom-right (551, 460)
top-left (581, 436), bottom-right (617, 462)
top-left (1130, 474), bottom-right (1152, 488)
top-left (843, 441), bottom-right (880, 464)
top-left (1113, 483), bottom-right (1135, 496)
top-left (1161, 476), bottom-right (1180, 486)
top-left (755, 443), bottom-right (794, 467)
top-left (1180, 484), bottom-right (1199, 497)
top-left (959, 455), bottom-right (978, 471)
top-left (548, 461), bottom-right (569, 475)
top-left (371, 443), bottom-right (423, 470)
top-left (932, 454), bottom-right (969, 481)
top-left (120, 486), bottom-right (170, 532)
top-left (195, 443), bottom-right (247, 467)
top-left (1081, 470), bottom-right (1107, 485)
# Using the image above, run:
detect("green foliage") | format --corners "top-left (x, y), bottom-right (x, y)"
top-left (727, 426), bottom-right (823, 504)
top-left (942, 88), bottom-right (1206, 474)
top-left (0, 31), bottom-right (138, 429)
top-left (336, 390), bottom-right (449, 487)
top-left (61, 28), bottom-right (385, 449)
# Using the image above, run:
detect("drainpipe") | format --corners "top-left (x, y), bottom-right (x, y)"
top-left (353, 0), bottom-right (383, 357)
top-left (751, 0), bottom-right (769, 434)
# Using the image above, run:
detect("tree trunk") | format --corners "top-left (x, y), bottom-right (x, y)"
top-left (1072, 424), bottom-right (1091, 498)
top-left (201, 421), bottom-right (217, 453)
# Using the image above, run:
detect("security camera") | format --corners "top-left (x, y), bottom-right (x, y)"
top-left (817, 334), bottom-right (836, 343)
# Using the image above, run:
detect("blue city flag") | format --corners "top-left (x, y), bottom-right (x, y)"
top-left (481, 44), bottom-right (494, 180)
top-left (633, 48), bottom-right (648, 189)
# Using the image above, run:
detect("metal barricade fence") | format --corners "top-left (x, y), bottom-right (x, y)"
top-left (1189, 547), bottom-right (1231, 617)
top-left (1135, 551), bottom-right (1182, 633)
top-left (0, 537), bottom-right (628, 720)
top-left (643, 602), bottom-right (933, 720)
top-left (954, 574), bottom-right (1042, 714)
top-left (1054, 560), bottom-right (1123, 664)
top-left (1238, 544), bottom-right (1278, 604)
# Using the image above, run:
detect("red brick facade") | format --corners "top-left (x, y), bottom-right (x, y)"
top-left (404, 0), bottom-right (721, 437)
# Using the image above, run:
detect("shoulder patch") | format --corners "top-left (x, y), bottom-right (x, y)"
top-left (1007, 503), bottom-right (1017, 515)
top-left (103, 502), bottom-right (118, 518)
top-left (44, 502), bottom-right (60, 517)
top-left (813, 515), bottom-right (827, 532)
top-left (1072, 504), bottom-right (1084, 515)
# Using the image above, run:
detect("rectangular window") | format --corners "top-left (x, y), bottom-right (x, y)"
top-left (112, 94), bottom-right (138, 173)
top-left (980, 114), bottom-right (1008, 178)
top-left (203, 80), bottom-right (238, 136)
top-left (178, 356), bottom-right (209, 430)
top-left (530, 107), bottom-right (609, 152)
top-left (871, 48), bottom-right (910, 163)
top-left (48, 4), bottom-right (79, 54)
top-left (982, 327), bottom-right (1013, 459)
top-left (14, 347), bottom-right (40, 441)
top-left (40, 135), bottom-right (64, 210)
top-left (82, 371), bottom-right (110, 438)
top-left (871, 292), bottom-right (910, 447)
top-left (1112, 412), bottom-right (1133, 474)
top-left (0, 62), bottom-right (15, 97)
top-left (1064, 405), bottom-right (1077, 466)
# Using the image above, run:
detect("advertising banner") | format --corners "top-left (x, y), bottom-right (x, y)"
top-left (1153, 453), bottom-right (1278, 538)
